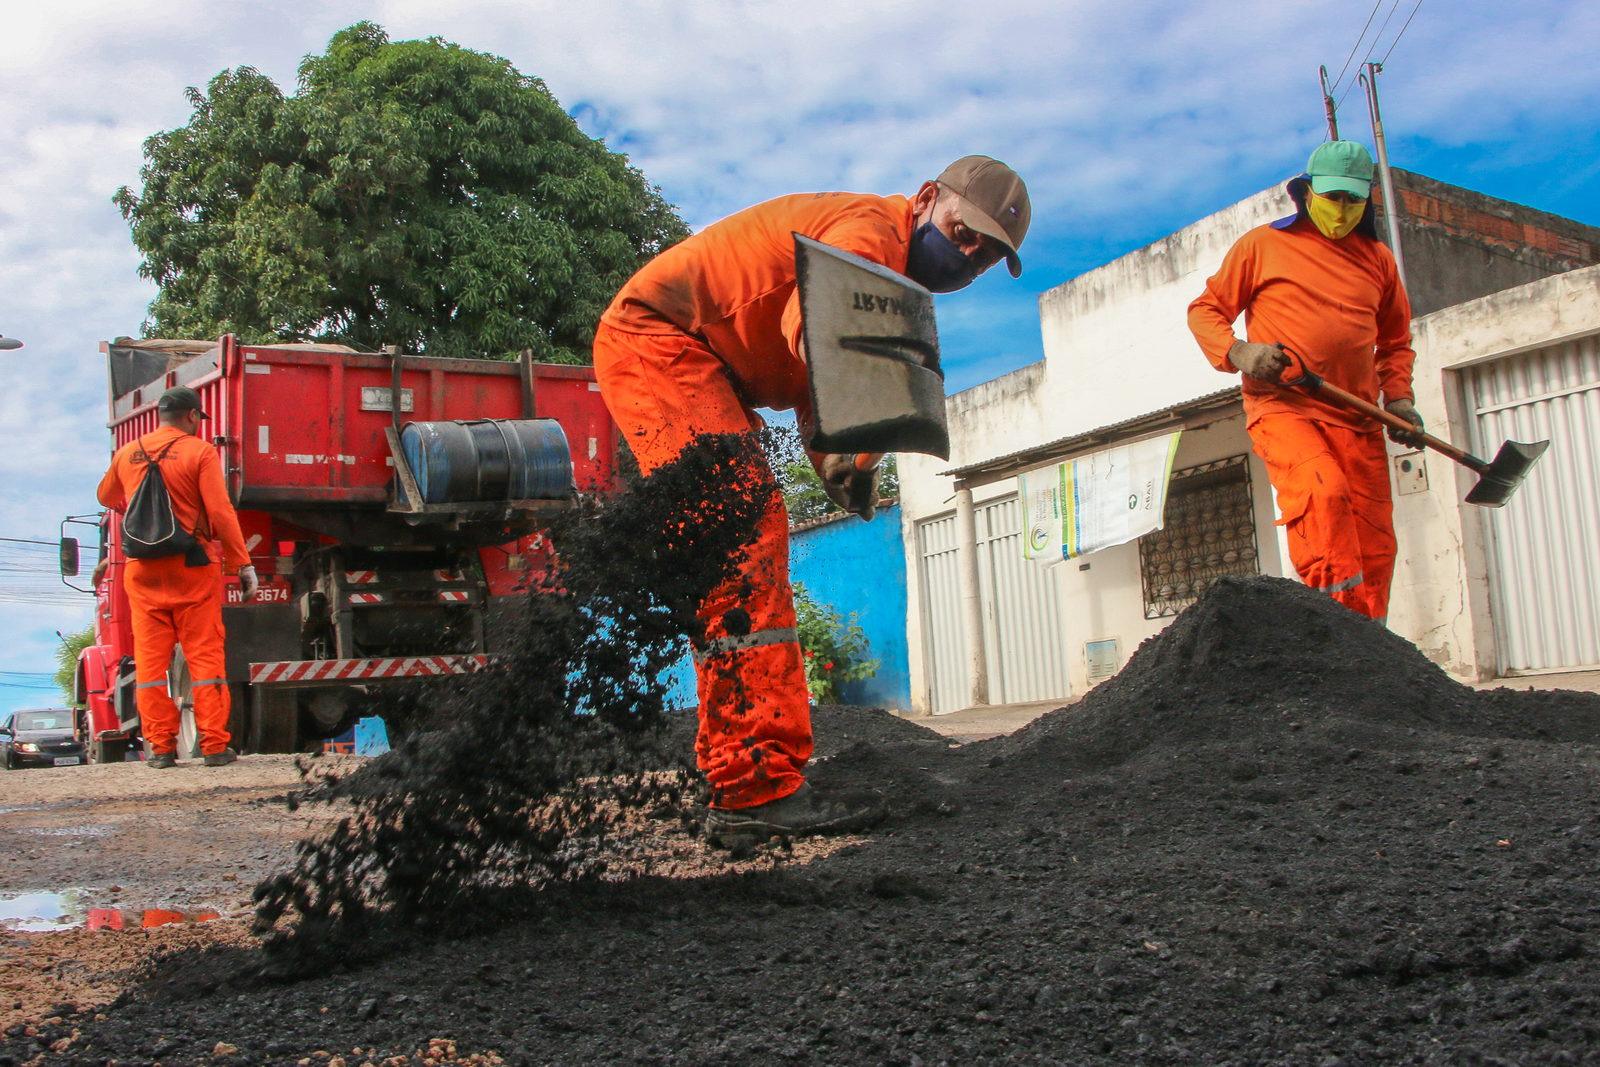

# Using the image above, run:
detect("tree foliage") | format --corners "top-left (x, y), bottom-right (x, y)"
top-left (55, 625), bottom-right (94, 706)
top-left (115, 22), bottom-right (688, 362)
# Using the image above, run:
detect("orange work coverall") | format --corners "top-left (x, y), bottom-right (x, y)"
top-left (1188, 187), bottom-right (1415, 621)
top-left (97, 427), bottom-right (252, 756)
top-left (595, 191), bottom-right (915, 809)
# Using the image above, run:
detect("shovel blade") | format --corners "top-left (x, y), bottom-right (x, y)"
top-left (1465, 439), bottom-right (1550, 507)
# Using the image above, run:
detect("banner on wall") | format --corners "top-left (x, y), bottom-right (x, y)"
top-left (1019, 431), bottom-right (1182, 565)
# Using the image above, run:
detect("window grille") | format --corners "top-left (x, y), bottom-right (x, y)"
top-left (1138, 454), bottom-right (1260, 619)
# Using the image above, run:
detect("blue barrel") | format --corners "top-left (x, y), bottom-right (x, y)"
top-left (399, 419), bottom-right (573, 504)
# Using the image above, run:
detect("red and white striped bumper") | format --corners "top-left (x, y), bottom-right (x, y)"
top-left (249, 654), bottom-right (495, 687)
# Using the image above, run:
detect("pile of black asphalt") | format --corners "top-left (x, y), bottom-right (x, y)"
top-left (9, 572), bottom-right (1600, 1067)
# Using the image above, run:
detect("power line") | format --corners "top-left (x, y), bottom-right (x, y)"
top-left (1336, 0), bottom-right (1426, 111)
top-left (1380, 0), bottom-right (1426, 65)
top-left (1329, 0), bottom-right (1386, 95)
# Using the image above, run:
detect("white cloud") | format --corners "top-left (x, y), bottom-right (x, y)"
top-left (0, 0), bottom-right (1595, 675)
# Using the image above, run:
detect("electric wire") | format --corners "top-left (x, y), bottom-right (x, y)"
top-left (1336, 0), bottom-right (1425, 111)
top-left (1329, 0), bottom-right (1387, 96)
top-left (1379, 0), bottom-right (1426, 65)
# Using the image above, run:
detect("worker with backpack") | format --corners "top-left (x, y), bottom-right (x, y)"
top-left (96, 386), bottom-right (259, 768)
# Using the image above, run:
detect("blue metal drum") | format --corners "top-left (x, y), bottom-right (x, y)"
top-left (399, 419), bottom-right (573, 504)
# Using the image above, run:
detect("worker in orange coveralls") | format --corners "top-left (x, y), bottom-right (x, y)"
top-left (595, 156), bottom-right (1031, 840)
top-left (97, 386), bottom-right (259, 768)
top-left (1189, 141), bottom-right (1424, 623)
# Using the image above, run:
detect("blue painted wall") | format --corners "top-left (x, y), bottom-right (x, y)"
top-left (661, 503), bottom-right (911, 712)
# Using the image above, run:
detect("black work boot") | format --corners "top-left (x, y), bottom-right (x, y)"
top-left (703, 782), bottom-right (885, 846)
top-left (203, 748), bottom-right (238, 767)
top-left (146, 752), bottom-right (178, 770)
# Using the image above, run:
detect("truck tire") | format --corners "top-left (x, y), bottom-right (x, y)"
top-left (226, 683), bottom-right (250, 755)
top-left (248, 686), bottom-right (298, 754)
top-left (93, 737), bottom-right (130, 764)
top-left (168, 647), bottom-right (202, 761)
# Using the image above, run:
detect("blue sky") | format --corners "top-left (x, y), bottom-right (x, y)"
top-left (0, 0), bottom-right (1596, 708)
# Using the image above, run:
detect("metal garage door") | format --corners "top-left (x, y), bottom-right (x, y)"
top-left (975, 496), bottom-right (1072, 705)
top-left (916, 514), bottom-right (968, 714)
top-left (1460, 335), bottom-right (1600, 674)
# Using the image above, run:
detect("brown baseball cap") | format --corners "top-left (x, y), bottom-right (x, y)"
top-left (936, 155), bottom-right (1031, 277)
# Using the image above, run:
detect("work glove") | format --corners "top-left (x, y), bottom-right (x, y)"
top-left (1385, 399), bottom-right (1426, 447)
top-left (818, 454), bottom-right (881, 522)
top-left (1228, 340), bottom-right (1292, 383)
top-left (238, 565), bottom-right (260, 602)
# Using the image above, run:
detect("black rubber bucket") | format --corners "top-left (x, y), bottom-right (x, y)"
top-left (399, 419), bottom-right (573, 504)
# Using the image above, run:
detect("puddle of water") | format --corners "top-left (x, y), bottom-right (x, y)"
top-left (0, 891), bottom-right (219, 932)
top-left (0, 890), bottom-right (83, 932)
top-left (22, 825), bottom-right (116, 837)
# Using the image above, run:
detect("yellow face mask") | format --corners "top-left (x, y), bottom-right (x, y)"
top-left (1307, 191), bottom-right (1367, 240)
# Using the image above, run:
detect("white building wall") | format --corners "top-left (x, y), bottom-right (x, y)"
top-left (1034, 185), bottom-right (1294, 433)
top-left (1391, 262), bottom-right (1600, 680)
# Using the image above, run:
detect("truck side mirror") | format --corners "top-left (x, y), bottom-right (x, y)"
top-left (60, 537), bottom-right (80, 577)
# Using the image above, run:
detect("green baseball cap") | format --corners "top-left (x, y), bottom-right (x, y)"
top-left (1306, 140), bottom-right (1375, 198)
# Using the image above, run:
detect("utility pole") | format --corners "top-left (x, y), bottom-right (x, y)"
top-left (1360, 61), bottom-right (1407, 287)
top-left (1319, 65), bottom-right (1340, 142)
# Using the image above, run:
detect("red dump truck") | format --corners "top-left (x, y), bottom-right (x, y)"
top-left (66, 336), bottom-right (619, 760)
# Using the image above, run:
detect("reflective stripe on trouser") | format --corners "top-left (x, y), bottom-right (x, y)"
top-left (594, 321), bottom-right (813, 809)
top-left (1248, 412), bottom-right (1396, 620)
top-left (124, 556), bottom-right (234, 756)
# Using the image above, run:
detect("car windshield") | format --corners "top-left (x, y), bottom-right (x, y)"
top-left (14, 711), bottom-right (67, 731)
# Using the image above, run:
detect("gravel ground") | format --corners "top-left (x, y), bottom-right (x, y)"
top-left (5, 577), bottom-right (1600, 1066)
top-left (0, 755), bottom-right (359, 1031)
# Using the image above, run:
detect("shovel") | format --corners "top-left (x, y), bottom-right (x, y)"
top-left (1279, 348), bottom-right (1548, 508)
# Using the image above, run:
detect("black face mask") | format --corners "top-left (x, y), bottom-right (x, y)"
top-left (905, 220), bottom-right (979, 293)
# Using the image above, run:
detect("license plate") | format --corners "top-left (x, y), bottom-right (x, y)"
top-left (53, 757), bottom-right (82, 766)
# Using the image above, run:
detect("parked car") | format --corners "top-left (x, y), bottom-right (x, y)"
top-left (2, 708), bottom-right (86, 770)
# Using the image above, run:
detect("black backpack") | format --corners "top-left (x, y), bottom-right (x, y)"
top-left (121, 437), bottom-right (211, 566)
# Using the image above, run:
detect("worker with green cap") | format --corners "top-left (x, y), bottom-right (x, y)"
top-left (1188, 140), bottom-right (1422, 623)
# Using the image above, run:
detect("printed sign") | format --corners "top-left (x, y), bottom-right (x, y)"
top-left (1020, 431), bottom-right (1182, 564)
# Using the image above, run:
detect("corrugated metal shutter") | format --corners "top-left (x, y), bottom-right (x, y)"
top-left (1460, 335), bottom-right (1600, 673)
top-left (976, 496), bottom-right (1072, 705)
top-left (916, 514), bottom-right (967, 714)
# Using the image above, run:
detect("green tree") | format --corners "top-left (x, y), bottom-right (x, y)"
top-left (773, 438), bottom-right (900, 523)
top-left (54, 626), bottom-right (95, 706)
top-left (114, 22), bottom-right (688, 362)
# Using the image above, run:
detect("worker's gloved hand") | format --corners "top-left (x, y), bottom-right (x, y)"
top-left (818, 454), bottom-right (881, 521)
top-left (1385, 399), bottom-right (1426, 447)
top-left (1228, 340), bottom-right (1292, 383)
top-left (238, 565), bottom-right (260, 602)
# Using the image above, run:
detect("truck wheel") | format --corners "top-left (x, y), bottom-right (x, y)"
top-left (169, 647), bottom-right (202, 761)
top-left (248, 686), bottom-right (298, 754)
top-left (301, 688), bottom-right (358, 741)
top-left (226, 683), bottom-right (250, 755)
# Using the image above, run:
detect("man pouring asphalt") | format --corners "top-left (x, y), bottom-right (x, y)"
top-left (97, 386), bottom-right (258, 768)
top-left (1189, 140), bottom-right (1423, 623)
top-left (594, 155), bottom-right (1031, 840)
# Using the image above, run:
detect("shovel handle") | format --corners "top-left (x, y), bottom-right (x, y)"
top-left (1279, 349), bottom-right (1487, 473)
